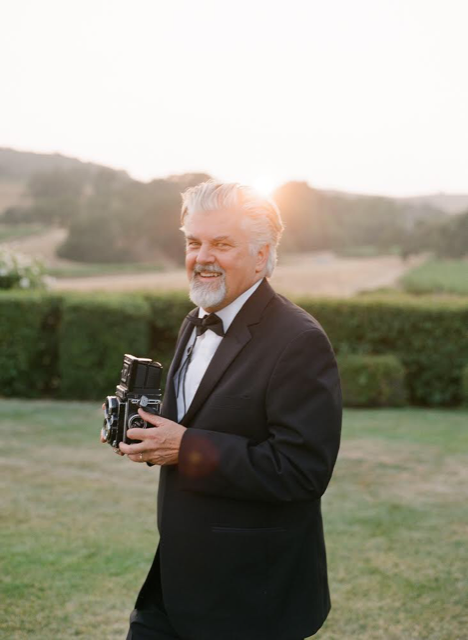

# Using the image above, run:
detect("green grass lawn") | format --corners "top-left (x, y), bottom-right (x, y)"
top-left (399, 258), bottom-right (468, 296)
top-left (1, 401), bottom-right (467, 640)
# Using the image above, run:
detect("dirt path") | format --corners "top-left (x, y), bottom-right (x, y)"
top-left (2, 228), bottom-right (426, 297)
top-left (52, 252), bottom-right (426, 297)
top-left (269, 252), bottom-right (426, 297)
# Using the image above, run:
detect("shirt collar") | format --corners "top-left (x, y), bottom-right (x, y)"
top-left (199, 278), bottom-right (264, 333)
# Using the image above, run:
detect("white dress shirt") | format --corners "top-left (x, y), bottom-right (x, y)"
top-left (175, 278), bottom-right (263, 421)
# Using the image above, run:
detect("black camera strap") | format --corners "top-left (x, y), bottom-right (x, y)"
top-left (176, 342), bottom-right (195, 418)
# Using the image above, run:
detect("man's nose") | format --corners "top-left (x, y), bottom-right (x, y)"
top-left (196, 243), bottom-right (215, 263)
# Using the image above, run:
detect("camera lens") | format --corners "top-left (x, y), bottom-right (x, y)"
top-left (103, 396), bottom-right (119, 443)
top-left (128, 415), bottom-right (146, 429)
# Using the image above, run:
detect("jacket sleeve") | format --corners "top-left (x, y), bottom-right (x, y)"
top-left (177, 328), bottom-right (342, 502)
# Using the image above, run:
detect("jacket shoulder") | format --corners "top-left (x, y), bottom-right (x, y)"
top-left (263, 291), bottom-right (329, 341)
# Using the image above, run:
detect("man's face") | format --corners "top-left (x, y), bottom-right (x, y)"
top-left (184, 209), bottom-right (267, 312)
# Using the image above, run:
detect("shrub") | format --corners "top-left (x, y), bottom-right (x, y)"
top-left (0, 248), bottom-right (50, 290)
top-left (0, 292), bottom-right (60, 397)
top-left (0, 291), bottom-right (467, 405)
top-left (462, 365), bottom-right (468, 406)
top-left (338, 354), bottom-right (408, 407)
top-left (58, 294), bottom-right (151, 400)
top-left (297, 295), bottom-right (468, 406)
top-left (144, 291), bottom-right (194, 378)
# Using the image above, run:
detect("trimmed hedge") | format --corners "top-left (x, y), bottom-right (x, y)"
top-left (145, 291), bottom-right (194, 375)
top-left (58, 294), bottom-right (151, 400)
top-left (338, 354), bottom-right (407, 407)
top-left (0, 292), bottom-right (60, 397)
top-left (462, 365), bottom-right (468, 406)
top-left (1, 290), bottom-right (468, 406)
top-left (295, 294), bottom-right (468, 406)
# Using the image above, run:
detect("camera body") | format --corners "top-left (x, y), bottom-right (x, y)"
top-left (102, 354), bottom-right (163, 449)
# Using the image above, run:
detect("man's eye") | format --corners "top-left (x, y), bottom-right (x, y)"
top-left (216, 243), bottom-right (229, 248)
top-left (186, 241), bottom-right (200, 248)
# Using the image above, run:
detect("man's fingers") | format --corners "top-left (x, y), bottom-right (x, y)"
top-left (137, 408), bottom-right (163, 426)
top-left (127, 454), bottom-right (146, 463)
top-left (119, 440), bottom-right (149, 455)
top-left (126, 426), bottom-right (158, 441)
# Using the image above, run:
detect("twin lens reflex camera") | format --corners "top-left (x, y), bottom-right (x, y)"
top-left (102, 354), bottom-right (163, 450)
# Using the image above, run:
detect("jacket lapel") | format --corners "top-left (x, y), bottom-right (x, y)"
top-left (181, 279), bottom-right (276, 426)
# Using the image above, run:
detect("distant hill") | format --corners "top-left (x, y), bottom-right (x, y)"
top-left (1, 146), bottom-right (467, 214)
top-left (1, 147), bottom-right (466, 263)
top-left (0, 147), bottom-right (129, 182)
top-left (325, 190), bottom-right (468, 214)
top-left (324, 188), bottom-right (468, 215)
top-left (0, 180), bottom-right (28, 213)
top-left (397, 193), bottom-right (468, 215)
top-left (0, 147), bottom-right (131, 215)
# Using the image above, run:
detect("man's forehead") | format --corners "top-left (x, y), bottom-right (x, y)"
top-left (186, 207), bottom-right (239, 221)
top-left (184, 208), bottom-right (248, 236)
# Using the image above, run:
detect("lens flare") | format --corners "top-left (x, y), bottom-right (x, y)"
top-left (251, 176), bottom-right (277, 198)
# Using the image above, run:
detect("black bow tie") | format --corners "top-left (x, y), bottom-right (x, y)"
top-left (186, 313), bottom-right (225, 337)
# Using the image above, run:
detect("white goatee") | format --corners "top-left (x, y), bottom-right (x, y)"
top-left (189, 263), bottom-right (227, 309)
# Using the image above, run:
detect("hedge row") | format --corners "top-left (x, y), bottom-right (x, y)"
top-left (338, 354), bottom-right (408, 407)
top-left (1, 291), bottom-right (467, 406)
top-left (296, 294), bottom-right (468, 406)
top-left (462, 365), bottom-right (468, 406)
top-left (59, 295), bottom-right (151, 399)
top-left (0, 291), bottom-right (60, 397)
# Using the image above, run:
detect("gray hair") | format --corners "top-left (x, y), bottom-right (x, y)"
top-left (180, 180), bottom-right (284, 277)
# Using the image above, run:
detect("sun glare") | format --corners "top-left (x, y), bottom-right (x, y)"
top-left (251, 176), bottom-right (277, 198)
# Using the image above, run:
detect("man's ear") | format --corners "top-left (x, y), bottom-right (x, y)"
top-left (255, 244), bottom-right (270, 273)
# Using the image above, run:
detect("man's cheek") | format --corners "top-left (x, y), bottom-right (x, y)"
top-left (186, 258), bottom-right (195, 275)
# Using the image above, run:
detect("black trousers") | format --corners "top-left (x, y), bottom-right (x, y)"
top-left (127, 607), bottom-right (304, 640)
top-left (126, 546), bottom-right (180, 639)
top-left (126, 605), bottom-right (181, 640)
top-left (126, 551), bottom-right (303, 640)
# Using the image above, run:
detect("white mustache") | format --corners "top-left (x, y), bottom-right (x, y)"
top-left (193, 263), bottom-right (225, 276)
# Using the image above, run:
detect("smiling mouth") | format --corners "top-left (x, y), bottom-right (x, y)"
top-left (195, 271), bottom-right (223, 279)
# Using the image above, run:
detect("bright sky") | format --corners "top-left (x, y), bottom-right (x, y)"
top-left (1, 0), bottom-right (467, 196)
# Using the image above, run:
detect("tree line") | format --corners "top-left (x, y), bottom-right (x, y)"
top-left (3, 167), bottom-right (467, 263)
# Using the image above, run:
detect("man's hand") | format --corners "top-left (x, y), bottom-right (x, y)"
top-left (118, 408), bottom-right (187, 466)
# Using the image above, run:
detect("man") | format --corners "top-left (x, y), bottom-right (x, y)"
top-left (107, 181), bottom-right (342, 640)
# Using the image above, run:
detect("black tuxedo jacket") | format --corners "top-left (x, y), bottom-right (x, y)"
top-left (137, 279), bottom-right (342, 640)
